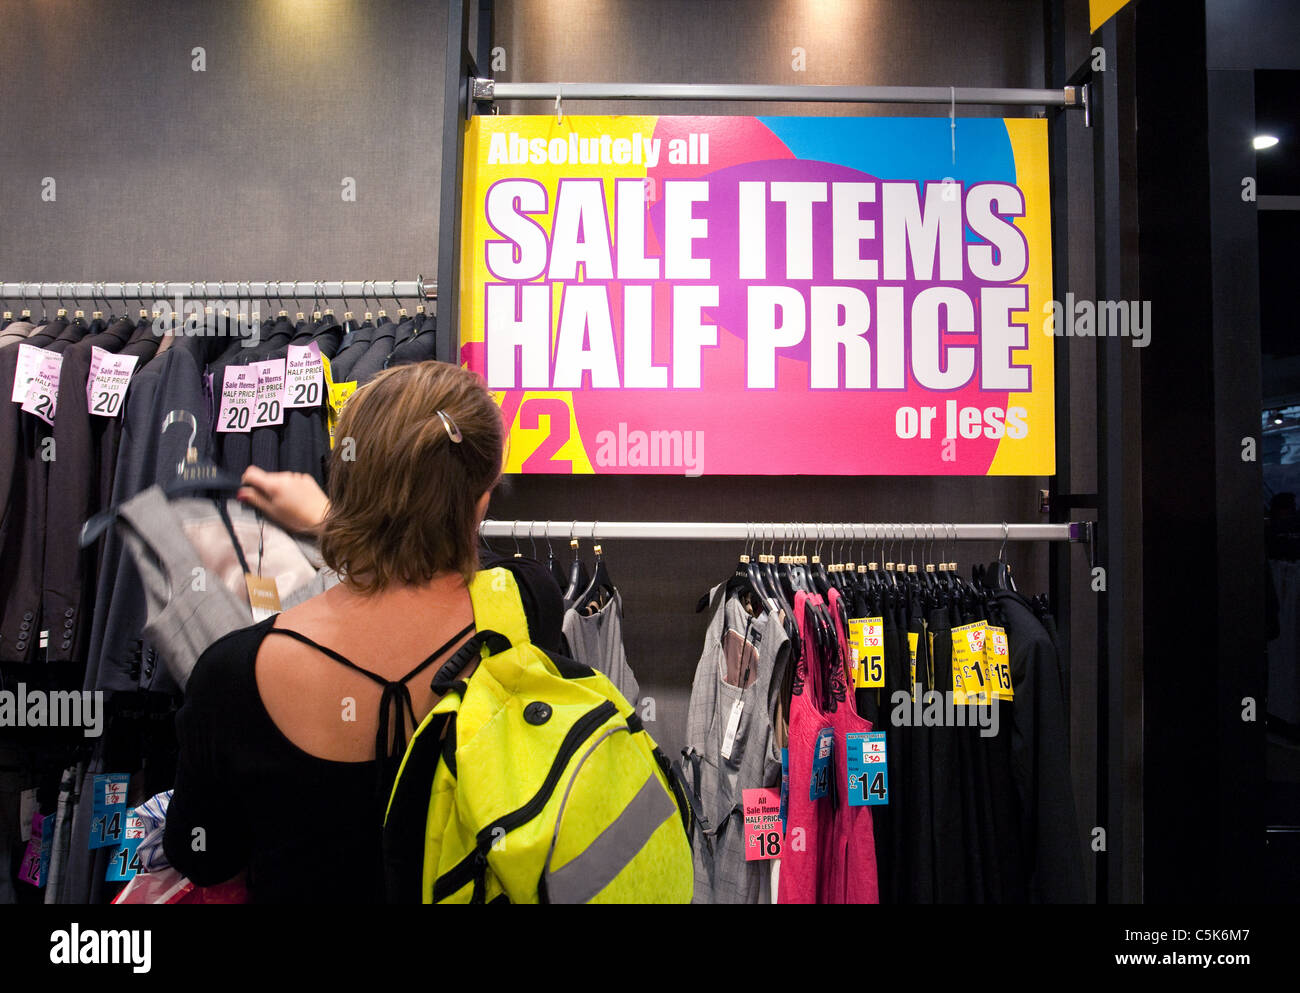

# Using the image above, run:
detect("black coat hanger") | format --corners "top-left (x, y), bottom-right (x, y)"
top-left (562, 528), bottom-right (590, 609)
top-left (80, 410), bottom-right (243, 547)
top-left (574, 539), bottom-right (617, 613)
top-left (542, 523), bottom-right (568, 591)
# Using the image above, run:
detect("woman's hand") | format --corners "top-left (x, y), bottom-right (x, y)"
top-left (237, 467), bottom-right (331, 536)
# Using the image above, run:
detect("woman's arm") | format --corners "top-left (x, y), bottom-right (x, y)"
top-left (237, 466), bottom-right (331, 536)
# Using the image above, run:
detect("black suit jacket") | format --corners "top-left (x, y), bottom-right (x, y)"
top-left (43, 317), bottom-right (136, 667)
top-left (0, 318), bottom-right (67, 664)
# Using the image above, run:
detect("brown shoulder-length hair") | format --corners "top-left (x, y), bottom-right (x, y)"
top-left (318, 361), bottom-right (503, 593)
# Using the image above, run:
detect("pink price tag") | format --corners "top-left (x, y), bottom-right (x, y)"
top-left (742, 787), bottom-right (784, 861)
top-left (10, 343), bottom-right (45, 403)
top-left (21, 352), bottom-right (63, 425)
top-left (17, 811), bottom-right (46, 886)
top-left (284, 342), bottom-right (324, 408)
top-left (86, 346), bottom-right (105, 409)
top-left (86, 347), bottom-right (139, 418)
top-left (250, 358), bottom-right (286, 427)
top-left (216, 365), bottom-right (257, 433)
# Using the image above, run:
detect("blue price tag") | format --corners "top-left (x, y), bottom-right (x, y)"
top-left (106, 808), bottom-right (145, 882)
top-left (779, 747), bottom-right (789, 834)
top-left (90, 774), bottom-right (130, 849)
top-left (809, 728), bottom-right (834, 800)
top-left (846, 731), bottom-right (889, 806)
top-left (38, 812), bottom-right (54, 881)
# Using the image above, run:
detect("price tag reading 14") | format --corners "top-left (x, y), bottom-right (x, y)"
top-left (846, 731), bottom-right (888, 806)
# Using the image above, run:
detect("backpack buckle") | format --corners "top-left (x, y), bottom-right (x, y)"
top-left (430, 630), bottom-right (513, 692)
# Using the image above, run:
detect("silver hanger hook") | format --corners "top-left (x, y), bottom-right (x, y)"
top-left (1000, 521), bottom-right (1009, 564)
top-left (160, 410), bottom-right (198, 475)
top-left (544, 520), bottom-right (555, 557)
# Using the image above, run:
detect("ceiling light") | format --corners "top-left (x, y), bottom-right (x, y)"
top-left (1254, 135), bottom-right (1280, 150)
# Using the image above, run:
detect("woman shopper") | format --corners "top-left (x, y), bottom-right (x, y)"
top-left (161, 362), bottom-right (649, 902)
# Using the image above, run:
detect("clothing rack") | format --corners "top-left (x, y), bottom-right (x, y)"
top-left (480, 520), bottom-right (1093, 543)
top-left (477, 80), bottom-right (1086, 110)
top-left (0, 279), bottom-right (436, 303)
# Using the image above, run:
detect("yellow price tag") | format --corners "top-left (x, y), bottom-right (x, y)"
top-left (858, 616), bottom-right (885, 689)
top-left (320, 353), bottom-right (357, 449)
top-left (986, 625), bottom-right (1014, 700)
top-left (951, 620), bottom-right (990, 703)
top-left (847, 617), bottom-right (866, 686)
top-left (907, 631), bottom-right (919, 701)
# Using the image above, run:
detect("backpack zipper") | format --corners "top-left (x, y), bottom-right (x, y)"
top-left (432, 699), bottom-right (619, 901)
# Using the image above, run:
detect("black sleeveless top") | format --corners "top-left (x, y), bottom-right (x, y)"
top-left (162, 556), bottom-right (562, 903)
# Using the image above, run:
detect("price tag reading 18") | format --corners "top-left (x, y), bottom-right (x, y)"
top-left (742, 787), bottom-right (784, 861)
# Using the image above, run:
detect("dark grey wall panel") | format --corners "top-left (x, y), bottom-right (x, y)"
top-left (0, 0), bottom-right (441, 307)
top-left (493, 0), bottom-right (1046, 119)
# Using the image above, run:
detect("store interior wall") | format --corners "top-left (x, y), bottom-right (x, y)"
top-left (0, 0), bottom-right (1102, 898)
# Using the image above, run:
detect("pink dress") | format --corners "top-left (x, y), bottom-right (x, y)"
top-left (777, 591), bottom-right (830, 904)
top-left (826, 587), bottom-right (879, 904)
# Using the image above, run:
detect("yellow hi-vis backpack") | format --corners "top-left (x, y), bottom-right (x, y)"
top-left (382, 567), bottom-right (695, 903)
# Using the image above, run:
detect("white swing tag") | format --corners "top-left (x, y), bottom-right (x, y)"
top-left (720, 699), bottom-right (745, 760)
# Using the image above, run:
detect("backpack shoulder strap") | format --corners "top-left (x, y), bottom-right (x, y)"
top-left (468, 567), bottom-right (531, 647)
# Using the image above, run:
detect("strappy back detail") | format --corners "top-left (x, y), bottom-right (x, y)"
top-left (264, 620), bottom-right (476, 801)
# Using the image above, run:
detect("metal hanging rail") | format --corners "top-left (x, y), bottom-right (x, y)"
top-left (0, 279), bottom-right (436, 302)
top-left (475, 79), bottom-right (1086, 109)
top-left (480, 520), bottom-right (1093, 543)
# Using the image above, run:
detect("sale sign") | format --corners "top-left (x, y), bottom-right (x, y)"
top-left (459, 115), bottom-right (1054, 475)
